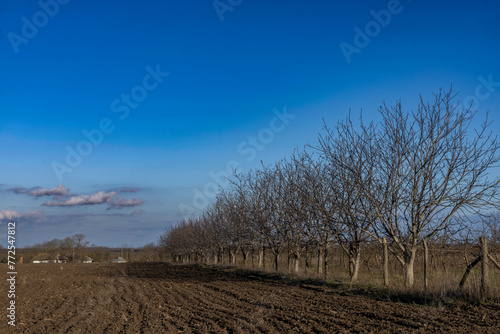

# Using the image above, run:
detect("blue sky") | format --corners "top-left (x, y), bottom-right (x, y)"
top-left (1, 0), bottom-right (499, 247)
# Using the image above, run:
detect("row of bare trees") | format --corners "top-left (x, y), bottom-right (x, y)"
top-left (160, 88), bottom-right (500, 288)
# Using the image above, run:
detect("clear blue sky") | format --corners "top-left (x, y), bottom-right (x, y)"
top-left (1, 0), bottom-right (499, 247)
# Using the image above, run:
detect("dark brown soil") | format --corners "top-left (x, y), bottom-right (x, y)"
top-left (1, 262), bottom-right (499, 333)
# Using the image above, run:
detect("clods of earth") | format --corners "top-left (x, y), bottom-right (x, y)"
top-left (1, 262), bottom-right (499, 333)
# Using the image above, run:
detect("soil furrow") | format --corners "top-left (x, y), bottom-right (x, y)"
top-left (2, 262), bottom-right (499, 333)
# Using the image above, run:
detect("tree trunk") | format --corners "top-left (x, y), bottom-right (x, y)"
top-left (287, 249), bottom-right (292, 273)
top-left (404, 247), bottom-right (417, 289)
top-left (350, 248), bottom-right (361, 283)
top-left (342, 249), bottom-right (348, 270)
top-left (316, 244), bottom-right (328, 276)
top-left (423, 239), bottom-right (429, 291)
top-left (241, 249), bottom-right (248, 267)
top-left (230, 250), bottom-right (237, 265)
top-left (213, 249), bottom-right (218, 265)
top-left (263, 247), bottom-right (266, 269)
top-left (273, 252), bottom-right (279, 272)
top-left (220, 247), bottom-right (225, 264)
top-left (258, 244), bottom-right (264, 268)
top-left (383, 238), bottom-right (389, 287)
top-left (293, 252), bottom-right (300, 273)
top-left (480, 236), bottom-right (489, 297)
top-left (304, 245), bottom-right (310, 274)
top-left (323, 245), bottom-right (329, 276)
top-left (317, 246), bottom-right (324, 275)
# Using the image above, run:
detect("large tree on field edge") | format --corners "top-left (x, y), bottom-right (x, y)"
top-left (369, 88), bottom-right (500, 288)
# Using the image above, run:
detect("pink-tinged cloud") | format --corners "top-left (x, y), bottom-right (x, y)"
top-left (42, 191), bottom-right (117, 207)
top-left (107, 197), bottom-right (144, 210)
top-left (9, 184), bottom-right (70, 197)
top-left (0, 210), bottom-right (46, 223)
top-left (30, 184), bottom-right (70, 197)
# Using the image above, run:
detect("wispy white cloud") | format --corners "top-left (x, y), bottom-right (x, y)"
top-left (0, 210), bottom-right (47, 223)
top-left (8, 184), bottom-right (144, 212)
top-left (9, 184), bottom-right (70, 197)
top-left (42, 191), bottom-right (117, 207)
top-left (30, 184), bottom-right (70, 196)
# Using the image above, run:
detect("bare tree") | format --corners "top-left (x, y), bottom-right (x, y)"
top-left (315, 117), bottom-right (379, 282)
top-left (88, 245), bottom-right (111, 263)
top-left (244, 168), bottom-right (272, 269)
top-left (274, 154), bottom-right (311, 273)
top-left (247, 165), bottom-right (291, 272)
top-left (298, 154), bottom-right (336, 276)
top-left (159, 222), bottom-right (197, 263)
top-left (72, 233), bottom-right (89, 262)
top-left (204, 202), bottom-right (227, 264)
top-left (364, 88), bottom-right (500, 288)
top-left (141, 242), bottom-right (160, 262)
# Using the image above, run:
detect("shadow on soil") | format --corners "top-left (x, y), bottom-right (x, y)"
top-left (113, 262), bottom-right (267, 284)
top-left (223, 266), bottom-right (500, 310)
top-left (101, 262), bottom-right (500, 310)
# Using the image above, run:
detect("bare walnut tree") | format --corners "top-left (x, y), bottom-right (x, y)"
top-left (314, 116), bottom-right (379, 282)
top-left (368, 88), bottom-right (500, 288)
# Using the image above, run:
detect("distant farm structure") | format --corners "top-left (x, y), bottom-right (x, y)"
top-left (111, 257), bottom-right (127, 263)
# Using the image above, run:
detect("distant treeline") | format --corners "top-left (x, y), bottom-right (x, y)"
top-left (1, 233), bottom-right (162, 263)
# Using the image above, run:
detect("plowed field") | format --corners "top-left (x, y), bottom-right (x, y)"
top-left (1, 262), bottom-right (499, 333)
